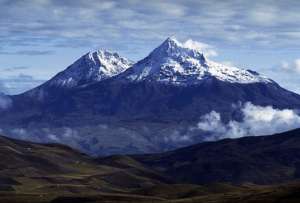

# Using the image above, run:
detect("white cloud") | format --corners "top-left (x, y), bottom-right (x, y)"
top-left (0, 81), bottom-right (8, 93)
top-left (248, 5), bottom-right (279, 26)
top-left (280, 59), bottom-right (300, 74)
top-left (94, 1), bottom-right (116, 10)
top-left (195, 102), bottom-right (300, 140)
top-left (221, 61), bottom-right (235, 67)
top-left (164, 130), bottom-right (192, 143)
top-left (0, 74), bottom-right (45, 95)
top-left (150, 1), bottom-right (186, 17)
top-left (196, 111), bottom-right (226, 134)
top-left (183, 39), bottom-right (218, 57)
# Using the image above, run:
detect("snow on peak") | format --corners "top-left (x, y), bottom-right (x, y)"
top-left (150, 37), bottom-right (205, 59)
top-left (123, 37), bottom-right (273, 85)
top-left (48, 49), bottom-right (133, 88)
top-left (153, 37), bottom-right (217, 58)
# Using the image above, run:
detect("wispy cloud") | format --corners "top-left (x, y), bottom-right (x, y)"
top-left (0, 74), bottom-right (45, 95)
top-left (183, 39), bottom-right (218, 57)
top-left (0, 81), bottom-right (9, 93)
top-left (1, 0), bottom-right (300, 50)
top-left (280, 59), bottom-right (300, 74)
top-left (0, 50), bottom-right (54, 55)
top-left (2, 66), bottom-right (30, 72)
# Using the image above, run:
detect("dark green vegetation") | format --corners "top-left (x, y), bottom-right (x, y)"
top-left (1, 129), bottom-right (300, 202)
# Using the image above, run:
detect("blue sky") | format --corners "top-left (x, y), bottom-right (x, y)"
top-left (0, 0), bottom-right (300, 94)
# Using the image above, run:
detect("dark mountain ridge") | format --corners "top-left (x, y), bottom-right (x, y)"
top-left (132, 128), bottom-right (300, 185)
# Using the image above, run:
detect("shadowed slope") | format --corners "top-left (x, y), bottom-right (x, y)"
top-left (133, 128), bottom-right (300, 185)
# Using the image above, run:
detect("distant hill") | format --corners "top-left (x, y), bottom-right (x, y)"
top-left (132, 128), bottom-right (300, 185)
top-left (2, 129), bottom-right (300, 202)
top-left (0, 134), bottom-right (169, 202)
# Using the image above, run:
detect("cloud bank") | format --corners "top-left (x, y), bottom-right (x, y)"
top-left (2, 0), bottom-right (300, 52)
top-left (195, 102), bottom-right (300, 140)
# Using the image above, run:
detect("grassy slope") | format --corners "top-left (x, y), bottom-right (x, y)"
top-left (0, 135), bottom-right (167, 202)
top-left (1, 129), bottom-right (300, 202)
top-left (133, 128), bottom-right (300, 185)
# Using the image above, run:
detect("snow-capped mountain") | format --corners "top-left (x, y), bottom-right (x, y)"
top-left (2, 37), bottom-right (300, 156)
top-left (48, 50), bottom-right (132, 88)
top-left (22, 50), bottom-right (132, 100)
top-left (122, 37), bottom-right (272, 85)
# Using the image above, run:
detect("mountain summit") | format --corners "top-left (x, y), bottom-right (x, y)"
top-left (48, 50), bottom-right (132, 88)
top-left (121, 37), bottom-right (272, 85)
top-left (24, 50), bottom-right (132, 100)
